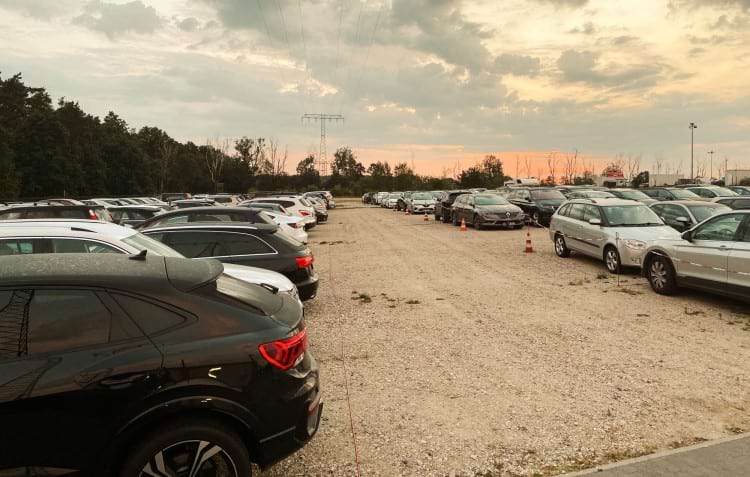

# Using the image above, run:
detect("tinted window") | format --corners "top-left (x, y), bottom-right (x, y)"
top-left (50, 239), bottom-right (121, 254)
top-left (256, 200), bottom-right (295, 208)
top-left (694, 214), bottom-right (744, 241)
top-left (159, 231), bottom-right (220, 258)
top-left (655, 204), bottom-right (683, 221)
top-left (0, 290), bottom-right (110, 359)
top-left (558, 204), bottom-right (571, 217)
top-left (216, 232), bottom-right (275, 255)
top-left (568, 204), bottom-right (586, 221)
top-left (112, 294), bottom-right (186, 335)
top-left (0, 239), bottom-right (37, 256)
top-left (642, 190), bottom-right (658, 198)
top-left (733, 199), bottom-right (750, 209)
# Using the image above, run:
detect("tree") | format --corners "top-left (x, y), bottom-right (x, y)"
top-left (481, 155), bottom-right (507, 187)
top-left (367, 161), bottom-right (393, 191)
top-left (234, 137), bottom-right (266, 177)
top-left (393, 162), bottom-right (417, 190)
top-left (205, 136), bottom-right (231, 193)
top-left (331, 147), bottom-right (365, 180)
top-left (265, 138), bottom-right (288, 177)
top-left (458, 166), bottom-right (485, 188)
top-left (296, 154), bottom-right (320, 188)
top-left (563, 150), bottom-right (578, 185)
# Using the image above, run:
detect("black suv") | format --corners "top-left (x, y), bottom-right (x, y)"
top-left (0, 205), bottom-right (113, 222)
top-left (640, 187), bottom-right (702, 202)
top-left (135, 206), bottom-right (274, 230)
top-left (142, 223), bottom-right (319, 300)
top-left (506, 188), bottom-right (567, 226)
top-left (0, 254), bottom-right (321, 476)
top-left (435, 190), bottom-right (470, 222)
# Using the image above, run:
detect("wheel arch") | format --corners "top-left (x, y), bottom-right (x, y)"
top-left (642, 248), bottom-right (674, 277)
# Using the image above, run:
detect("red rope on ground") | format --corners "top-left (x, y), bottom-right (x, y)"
top-left (329, 243), bottom-right (362, 477)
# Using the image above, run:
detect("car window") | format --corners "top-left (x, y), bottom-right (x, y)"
top-left (124, 210), bottom-right (148, 220)
top-left (50, 239), bottom-right (121, 254)
top-left (158, 215), bottom-right (189, 225)
top-left (58, 209), bottom-right (87, 219)
top-left (734, 199), bottom-right (750, 209)
top-left (742, 220), bottom-right (750, 243)
top-left (656, 204), bottom-right (682, 221)
top-left (583, 205), bottom-right (602, 222)
top-left (0, 290), bottom-right (110, 358)
top-left (558, 204), bottom-right (571, 217)
top-left (216, 232), bottom-right (275, 256)
top-left (0, 239), bottom-right (37, 255)
top-left (693, 214), bottom-right (745, 241)
top-left (159, 231), bottom-right (221, 258)
top-left (687, 205), bottom-right (729, 223)
top-left (112, 294), bottom-right (186, 335)
top-left (568, 204), bottom-right (586, 221)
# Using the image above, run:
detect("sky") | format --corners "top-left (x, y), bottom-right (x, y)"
top-left (1, 0), bottom-right (749, 178)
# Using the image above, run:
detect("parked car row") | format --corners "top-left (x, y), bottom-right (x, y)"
top-left (0, 191), bottom-right (336, 476)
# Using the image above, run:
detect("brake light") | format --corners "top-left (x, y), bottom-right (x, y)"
top-left (300, 210), bottom-right (310, 216)
top-left (259, 328), bottom-right (307, 371)
top-left (295, 255), bottom-right (314, 269)
top-left (288, 222), bottom-right (299, 229)
top-left (88, 209), bottom-right (97, 220)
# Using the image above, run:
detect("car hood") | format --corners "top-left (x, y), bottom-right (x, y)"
top-left (477, 204), bottom-right (523, 214)
top-left (222, 264), bottom-right (295, 293)
top-left (609, 225), bottom-right (682, 241)
top-left (411, 199), bottom-right (436, 205)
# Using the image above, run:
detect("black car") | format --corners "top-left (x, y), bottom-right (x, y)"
top-left (506, 188), bottom-right (567, 226)
top-left (108, 205), bottom-right (166, 227)
top-left (451, 193), bottom-right (525, 229)
top-left (0, 254), bottom-right (321, 476)
top-left (142, 223), bottom-right (319, 300)
top-left (0, 205), bottom-right (113, 222)
top-left (435, 190), bottom-right (470, 222)
top-left (135, 206), bottom-right (275, 230)
top-left (715, 197), bottom-right (750, 210)
top-left (640, 187), bottom-right (702, 202)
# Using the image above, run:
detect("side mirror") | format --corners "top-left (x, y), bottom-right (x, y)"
top-left (681, 230), bottom-right (693, 242)
top-left (589, 218), bottom-right (602, 225)
top-left (676, 216), bottom-right (690, 224)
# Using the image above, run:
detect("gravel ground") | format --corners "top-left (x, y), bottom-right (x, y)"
top-left (265, 199), bottom-right (750, 477)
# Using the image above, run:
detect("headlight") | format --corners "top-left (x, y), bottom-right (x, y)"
top-left (623, 239), bottom-right (646, 250)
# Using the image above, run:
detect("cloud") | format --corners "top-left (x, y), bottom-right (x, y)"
top-left (72, 0), bottom-right (163, 39)
top-left (533, 0), bottom-right (589, 7)
top-left (688, 47), bottom-right (706, 57)
top-left (711, 13), bottom-right (750, 29)
top-left (176, 17), bottom-right (201, 32)
top-left (568, 21), bottom-right (596, 35)
top-left (556, 50), bottom-right (664, 90)
top-left (0, 0), bottom-right (76, 19)
top-left (669, 0), bottom-right (750, 11)
top-left (611, 35), bottom-right (638, 46)
top-left (494, 53), bottom-right (541, 76)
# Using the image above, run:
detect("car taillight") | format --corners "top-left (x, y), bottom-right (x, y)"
top-left (296, 255), bottom-right (314, 269)
top-left (88, 209), bottom-right (97, 220)
top-left (259, 328), bottom-right (307, 371)
top-left (288, 222), bottom-right (299, 229)
top-left (300, 210), bottom-right (310, 216)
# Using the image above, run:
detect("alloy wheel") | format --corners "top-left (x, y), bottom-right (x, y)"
top-left (555, 237), bottom-right (564, 255)
top-left (650, 260), bottom-right (667, 290)
top-left (605, 249), bottom-right (619, 273)
top-left (140, 440), bottom-right (238, 477)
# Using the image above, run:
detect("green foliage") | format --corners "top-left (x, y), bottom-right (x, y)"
top-left (458, 155), bottom-right (509, 188)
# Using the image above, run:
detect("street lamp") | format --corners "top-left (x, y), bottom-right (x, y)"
top-left (689, 122), bottom-right (698, 181)
top-left (707, 150), bottom-right (715, 181)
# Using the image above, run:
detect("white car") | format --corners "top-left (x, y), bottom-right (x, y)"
top-left (0, 220), bottom-right (301, 303)
top-left (262, 210), bottom-right (309, 244)
top-left (246, 196), bottom-right (317, 229)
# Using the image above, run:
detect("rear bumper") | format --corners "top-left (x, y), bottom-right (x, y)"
top-left (296, 274), bottom-right (319, 301)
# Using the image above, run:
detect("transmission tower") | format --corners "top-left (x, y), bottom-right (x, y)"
top-left (302, 114), bottom-right (344, 176)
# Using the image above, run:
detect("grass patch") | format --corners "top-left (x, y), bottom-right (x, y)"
top-left (405, 300), bottom-right (421, 305)
top-left (684, 308), bottom-right (706, 316)
top-left (614, 288), bottom-right (643, 296)
top-left (351, 293), bottom-right (372, 304)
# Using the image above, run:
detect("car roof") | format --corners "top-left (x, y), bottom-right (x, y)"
top-left (159, 206), bottom-right (258, 214)
top-left (568, 198), bottom-right (643, 206)
top-left (0, 220), bottom-right (134, 238)
top-left (0, 254), bottom-right (223, 292)
top-left (143, 222), bottom-right (279, 233)
top-left (107, 205), bottom-right (164, 211)
top-left (654, 200), bottom-right (726, 207)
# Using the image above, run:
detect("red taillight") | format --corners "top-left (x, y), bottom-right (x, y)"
top-left (88, 209), bottom-right (97, 220)
top-left (300, 210), bottom-right (310, 216)
top-left (288, 222), bottom-right (299, 229)
top-left (295, 255), bottom-right (313, 269)
top-left (259, 328), bottom-right (307, 371)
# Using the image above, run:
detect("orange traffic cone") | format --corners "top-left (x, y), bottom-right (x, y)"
top-left (460, 218), bottom-right (467, 231)
top-left (423, 212), bottom-right (429, 222)
top-left (405, 208), bottom-right (410, 215)
top-left (524, 229), bottom-right (534, 253)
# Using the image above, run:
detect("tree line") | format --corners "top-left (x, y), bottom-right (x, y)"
top-left (0, 73), bottom-right (514, 200)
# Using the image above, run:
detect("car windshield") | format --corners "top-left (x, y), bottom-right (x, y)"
top-left (616, 190), bottom-right (650, 200)
top-left (602, 205), bottom-right (663, 226)
top-left (412, 193), bottom-right (433, 200)
top-left (475, 195), bottom-right (509, 205)
top-left (583, 191), bottom-right (615, 198)
top-left (670, 189), bottom-right (700, 199)
top-left (687, 204), bottom-right (731, 222)
top-left (709, 187), bottom-right (738, 197)
top-left (122, 233), bottom-right (184, 258)
top-left (530, 190), bottom-right (566, 200)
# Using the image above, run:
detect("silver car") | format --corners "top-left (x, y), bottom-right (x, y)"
top-left (406, 192), bottom-right (437, 214)
top-left (550, 198), bottom-right (681, 273)
top-left (641, 211), bottom-right (750, 302)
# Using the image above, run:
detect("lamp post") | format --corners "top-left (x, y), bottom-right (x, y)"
top-left (689, 122), bottom-right (698, 181)
top-left (707, 150), bottom-right (715, 181)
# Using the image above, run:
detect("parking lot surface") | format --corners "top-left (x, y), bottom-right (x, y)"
top-left (267, 199), bottom-right (750, 477)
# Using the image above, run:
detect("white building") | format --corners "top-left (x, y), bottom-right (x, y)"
top-left (725, 169), bottom-right (750, 186)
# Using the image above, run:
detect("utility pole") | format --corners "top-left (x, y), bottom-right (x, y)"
top-left (689, 122), bottom-right (697, 181)
top-left (707, 150), bottom-right (715, 181)
top-left (302, 114), bottom-right (344, 176)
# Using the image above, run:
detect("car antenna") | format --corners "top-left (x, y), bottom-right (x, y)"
top-left (129, 249), bottom-right (148, 261)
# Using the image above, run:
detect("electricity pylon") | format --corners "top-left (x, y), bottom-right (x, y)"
top-left (302, 114), bottom-right (344, 176)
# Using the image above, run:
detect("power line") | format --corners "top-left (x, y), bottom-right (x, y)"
top-left (297, 0), bottom-right (313, 113)
top-left (338, 0), bottom-right (366, 115)
top-left (256, 0), bottom-right (271, 39)
top-left (349, 0), bottom-right (384, 112)
top-left (331, 0), bottom-right (345, 113)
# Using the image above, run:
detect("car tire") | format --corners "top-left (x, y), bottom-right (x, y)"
top-left (119, 418), bottom-right (251, 477)
top-left (646, 254), bottom-right (678, 295)
top-left (554, 233), bottom-right (571, 258)
top-left (604, 246), bottom-right (621, 274)
top-left (473, 214), bottom-right (483, 230)
top-left (531, 211), bottom-right (541, 227)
